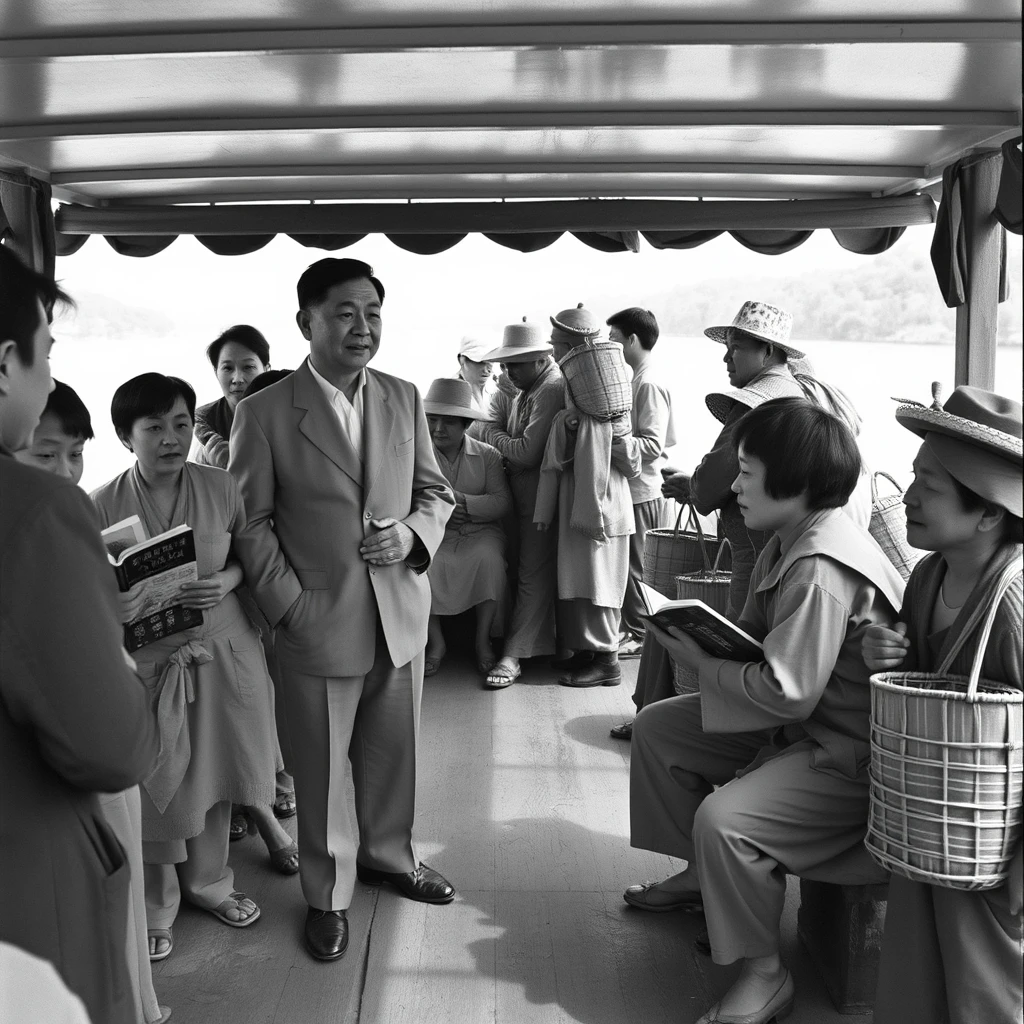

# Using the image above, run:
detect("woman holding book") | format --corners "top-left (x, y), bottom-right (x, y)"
top-left (92, 373), bottom-right (283, 962)
top-left (625, 398), bottom-right (904, 1024)
top-left (863, 385), bottom-right (1022, 1024)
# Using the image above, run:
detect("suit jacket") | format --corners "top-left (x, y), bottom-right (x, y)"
top-left (0, 454), bottom-right (159, 1024)
top-left (230, 359), bottom-right (454, 676)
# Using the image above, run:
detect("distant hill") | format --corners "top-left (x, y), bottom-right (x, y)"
top-left (651, 244), bottom-right (1022, 345)
top-left (55, 288), bottom-right (175, 341)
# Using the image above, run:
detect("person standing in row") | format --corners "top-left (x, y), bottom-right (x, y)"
top-left (230, 258), bottom-right (457, 964)
top-left (607, 307), bottom-right (675, 658)
top-left (455, 335), bottom-right (499, 415)
top-left (477, 320), bottom-right (565, 689)
top-left (0, 245), bottom-right (159, 1024)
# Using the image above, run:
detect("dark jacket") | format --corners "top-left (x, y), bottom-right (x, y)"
top-left (0, 454), bottom-right (159, 1024)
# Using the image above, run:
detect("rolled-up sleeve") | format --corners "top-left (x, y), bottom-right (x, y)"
top-left (699, 582), bottom-right (850, 733)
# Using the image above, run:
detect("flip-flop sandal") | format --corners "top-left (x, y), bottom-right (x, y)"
top-left (207, 892), bottom-right (261, 928)
top-left (485, 662), bottom-right (521, 689)
top-left (268, 842), bottom-right (300, 875)
top-left (148, 928), bottom-right (173, 962)
top-left (272, 790), bottom-right (297, 819)
top-left (229, 810), bottom-right (254, 842)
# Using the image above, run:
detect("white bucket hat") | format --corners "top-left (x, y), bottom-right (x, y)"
top-left (704, 300), bottom-right (806, 360)
top-left (457, 336), bottom-right (494, 363)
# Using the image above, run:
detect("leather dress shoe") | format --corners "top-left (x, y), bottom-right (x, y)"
top-left (304, 908), bottom-right (348, 961)
top-left (622, 881), bottom-right (704, 913)
top-left (357, 862), bottom-right (455, 904)
top-left (695, 969), bottom-right (794, 1024)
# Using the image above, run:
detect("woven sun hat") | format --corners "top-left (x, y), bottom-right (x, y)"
top-left (423, 377), bottom-right (490, 421)
top-left (550, 303), bottom-right (603, 343)
top-left (895, 382), bottom-right (1023, 517)
top-left (457, 336), bottom-right (493, 363)
top-left (483, 317), bottom-right (553, 363)
top-left (704, 300), bottom-right (805, 360)
top-left (704, 367), bottom-right (805, 424)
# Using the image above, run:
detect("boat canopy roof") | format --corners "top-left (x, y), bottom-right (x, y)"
top-left (0, 1), bottom-right (1020, 252)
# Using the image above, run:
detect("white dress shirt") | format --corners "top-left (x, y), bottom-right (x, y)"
top-left (308, 358), bottom-right (366, 462)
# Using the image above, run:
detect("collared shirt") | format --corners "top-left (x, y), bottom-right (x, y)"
top-left (308, 358), bottom-right (366, 462)
top-left (629, 356), bottom-right (677, 503)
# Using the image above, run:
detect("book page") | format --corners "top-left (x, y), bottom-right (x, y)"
top-left (101, 515), bottom-right (147, 561)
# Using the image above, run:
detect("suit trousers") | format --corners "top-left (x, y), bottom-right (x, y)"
top-left (630, 694), bottom-right (872, 964)
top-left (280, 635), bottom-right (423, 910)
top-left (874, 875), bottom-right (1023, 1024)
top-left (144, 801), bottom-right (234, 930)
top-left (620, 498), bottom-right (668, 638)
top-left (504, 514), bottom-right (558, 659)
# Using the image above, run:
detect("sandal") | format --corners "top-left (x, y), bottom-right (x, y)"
top-left (229, 809), bottom-right (254, 842)
top-left (207, 891), bottom-right (261, 928)
top-left (148, 928), bottom-right (173, 962)
top-left (268, 841), bottom-right (300, 875)
top-left (272, 790), bottom-right (297, 819)
top-left (424, 652), bottom-right (444, 677)
top-left (485, 659), bottom-right (521, 689)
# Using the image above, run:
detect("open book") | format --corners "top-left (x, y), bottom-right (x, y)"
top-left (101, 515), bottom-right (203, 652)
top-left (638, 582), bottom-right (763, 662)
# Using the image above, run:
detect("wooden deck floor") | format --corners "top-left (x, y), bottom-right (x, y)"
top-left (152, 654), bottom-right (871, 1024)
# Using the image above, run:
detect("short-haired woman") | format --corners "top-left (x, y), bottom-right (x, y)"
top-left (193, 325), bottom-right (270, 468)
top-left (624, 398), bottom-right (905, 1024)
top-left (91, 373), bottom-right (283, 962)
top-left (423, 378), bottom-right (511, 677)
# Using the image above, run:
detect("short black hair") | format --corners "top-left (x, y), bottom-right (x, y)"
top-left (243, 368), bottom-right (293, 399)
top-left (733, 397), bottom-right (861, 510)
top-left (43, 380), bottom-right (94, 441)
top-left (111, 373), bottom-right (196, 441)
top-left (207, 324), bottom-right (271, 368)
top-left (606, 307), bottom-right (660, 350)
top-left (0, 245), bottom-right (73, 366)
top-left (949, 474), bottom-right (1024, 544)
top-left (297, 258), bottom-right (385, 310)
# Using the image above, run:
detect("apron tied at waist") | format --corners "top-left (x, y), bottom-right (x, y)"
top-left (142, 640), bottom-right (213, 814)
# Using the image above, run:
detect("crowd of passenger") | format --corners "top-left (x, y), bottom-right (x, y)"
top-left (0, 244), bottom-right (1020, 1024)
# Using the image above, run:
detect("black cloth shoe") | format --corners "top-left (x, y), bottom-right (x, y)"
top-left (304, 908), bottom-right (348, 961)
top-left (560, 652), bottom-right (621, 688)
top-left (356, 863), bottom-right (455, 904)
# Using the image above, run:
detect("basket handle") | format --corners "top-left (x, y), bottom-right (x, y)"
top-left (935, 557), bottom-right (1023, 699)
top-left (711, 536), bottom-right (731, 573)
top-left (871, 470), bottom-right (904, 502)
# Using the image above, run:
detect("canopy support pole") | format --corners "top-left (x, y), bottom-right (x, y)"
top-left (953, 156), bottom-right (1001, 389)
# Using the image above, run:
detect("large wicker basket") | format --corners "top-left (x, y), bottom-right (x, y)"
top-left (866, 560), bottom-right (1024, 890)
top-left (671, 538), bottom-right (732, 695)
top-left (643, 503), bottom-right (725, 599)
top-left (559, 341), bottom-right (632, 421)
top-left (869, 470), bottom-right (923, 582)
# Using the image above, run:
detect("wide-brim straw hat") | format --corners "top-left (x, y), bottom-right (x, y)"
top-left (550, 302), bottom-right (602, 342)
top-left (483, 317), bottom-right (553, 362)
top-left (423, 377), bottom-right (490, 420)
top-left (896, 382), bottom-right (1022, 517)
top-left (704, 300), bottom-right (806, 360)
top-left (704, 368), bottom-right (804, 424)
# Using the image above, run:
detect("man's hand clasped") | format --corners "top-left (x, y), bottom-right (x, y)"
top-left (360, 517), bottom-right (415, 567)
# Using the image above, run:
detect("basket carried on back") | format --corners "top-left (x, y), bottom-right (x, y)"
top-left (866, 559), bottom-right (1024, 890)
top-left (869, 470), bottom-right (923, 582)
top-left (643, 503), bottom-right (725, 599)
top-left (559, 341), bottom-right (632, 421)
top-left (671, 537), bottom-right (732, 695)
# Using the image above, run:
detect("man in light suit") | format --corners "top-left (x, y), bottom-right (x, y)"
top-left (230, 258), bottom-right (456, 962)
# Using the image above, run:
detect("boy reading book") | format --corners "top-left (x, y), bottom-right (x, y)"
top-left (624, 397), bottom-right (904, 1024)
top-left (863, 384), bottom-right (1022, 1024)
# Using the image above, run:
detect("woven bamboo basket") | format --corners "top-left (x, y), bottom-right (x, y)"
top-left (866, 560), bottom-right (1024, 890)
top-left (559, 341), bottom-right (632, 421)
top-left (643, 503), bottom-right (725, 599)
top-left (671, 538), bottom-right (732, 695)
top-left (869, 470), bottom-right (923, 582)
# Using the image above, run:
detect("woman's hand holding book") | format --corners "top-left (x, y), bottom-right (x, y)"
top-left (646, 620), bottom-right (708, 671)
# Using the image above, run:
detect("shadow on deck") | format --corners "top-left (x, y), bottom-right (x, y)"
top-left (152, 655), bottom-right (871, 1024)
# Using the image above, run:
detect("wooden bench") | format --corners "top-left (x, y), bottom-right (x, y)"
top-left (795, 846), bottom-right (889, 1015)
